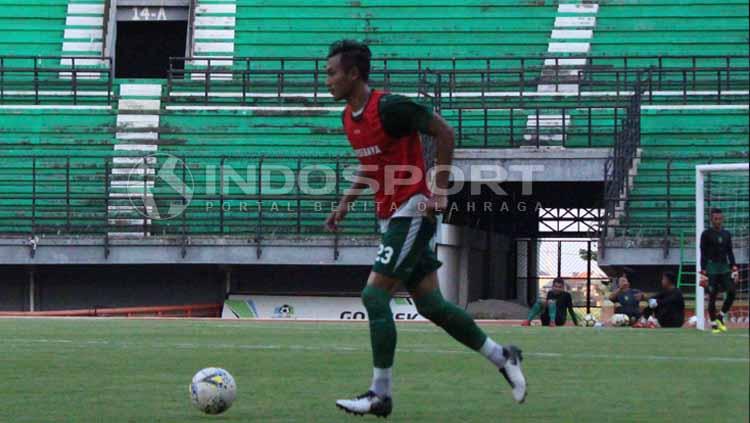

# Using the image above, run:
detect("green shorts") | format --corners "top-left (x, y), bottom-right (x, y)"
top-left (707, 272), bottom-right (733, 294)
top-left (372, 216), bottom-right (443, 291)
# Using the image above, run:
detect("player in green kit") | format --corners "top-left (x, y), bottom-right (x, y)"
top-left (323, 40), bottom-right (527, 417)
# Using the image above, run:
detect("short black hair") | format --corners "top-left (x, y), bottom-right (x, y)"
top-left (327, 39), bottom-right (371, 81)
top-left (710, 207), bottom-right (723, 215)
top-left (552, 277), bottom-right (565, 287)
top-left (662, 271), bottom-right (676, 285)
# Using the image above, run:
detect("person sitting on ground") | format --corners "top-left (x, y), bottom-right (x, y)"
top-left (608, 273), bottom-right (645, 325)
top-left (640, 271), bottom-right (685, 328)
top-left (523, 277), bottom-right (579, 327)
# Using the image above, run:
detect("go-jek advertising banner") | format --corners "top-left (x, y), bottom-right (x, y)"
top-left (222, 295), bottom-right (425, 321)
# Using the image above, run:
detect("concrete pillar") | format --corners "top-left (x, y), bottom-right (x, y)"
top-left (436, 223), bottom-right (462, 303)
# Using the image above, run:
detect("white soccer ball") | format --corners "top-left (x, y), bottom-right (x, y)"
top-left (583, 314), bottom-right (597, 327)
top-left (189, 367), bottom-right (237, 414)
top-left (609, 313), bottom-right (631, 327)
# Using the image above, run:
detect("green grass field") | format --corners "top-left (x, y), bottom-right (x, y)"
top-left (0, 318), bottom-right (747, 422)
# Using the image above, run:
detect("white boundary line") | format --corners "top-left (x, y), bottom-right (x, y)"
top-left (3, 338), bottom-right (747, 363)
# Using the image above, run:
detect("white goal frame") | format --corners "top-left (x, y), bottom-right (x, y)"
top-left (694, 163), bottom-right (750, 330)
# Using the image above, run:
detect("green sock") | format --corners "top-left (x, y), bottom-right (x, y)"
top-left (415, 289), bottom-right (487, 351)
top-left (547, 302), bottom-right (557, 323)
top-left (527, 301), bottom-right (543, 321)
top-left (361, 285), bottom-right (397, 368)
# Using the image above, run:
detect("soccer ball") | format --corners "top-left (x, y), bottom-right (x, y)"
top-left (583, 314), bottom-right (597, 327)
top-left (189, 367), bottom-right (237, 414)
top-left (609, 313), bottom-right (631, 327)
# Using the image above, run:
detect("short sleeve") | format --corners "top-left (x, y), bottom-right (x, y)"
top-left (379, 94), bottom-right (433, 138)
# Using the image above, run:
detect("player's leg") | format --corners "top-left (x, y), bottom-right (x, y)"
top-left (720, 273), bottom-right (736, 319)
top-left (547, 300), bottom-right (558, 326)
top-left (335, 271), bottom-right (398, 417)
top-left (707, 276), bottom-right (724, 333)
top-left (337, 218), bottom-right (423, 416)
top-left (524, 300), bottom-right (544, 325)
top-left (407, 271), bottom-right (527, 403)
top-left (540, 309), bottom-right (551, 326)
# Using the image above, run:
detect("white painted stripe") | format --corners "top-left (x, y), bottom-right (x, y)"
top-left (551, 29), bottom-right (593, 39)
top-left (113, 144), bottom-right (159, 151)
top-left (558, 4), bottom-right (599, 14)
top-left (118, 99), bottom-right (161, 111)
top-left (116, 132), bottom-right (159, 140)
top-left (58, 72), bottom-right (104, 80)
top-left (60, 58), bottom-right (108, 67)
top-left (113, 157), bottom-right (156, 165)
top-left (554, 17), bottom-right (596, 27)
top-left (537, 83), bottom-right (580, 93)
top-left (64, 28), bottom-right (103, 39)
top-left (120, 84), bottom-right (162, 97)
top-left (111, 168), bottom-right (155, 176)
top-left (394, 217), bottom-right (422, 269)
top-left (195, 16), bottom-right (236, 27)
top-left (65, 16), bottom-right (103, 26)
top-left (194, 29), bottom-right (235, 39)
top-left (189, 58), bottom-right (234, 67)
top-left (544, 58), bottom-right (588, 66)
top-left (196, 4), bottom-right (237, 14)
top-left (67, 4), bottom-right (105, 14)
top-left (117, 115), bottom-right (159, 128)
top-left (542, 68), bottom-right (583, 77)
top-left (526, 115), bottom-right (571, 127)
top-left (194, 42), bottom-right (235, 53)
top-left (8, 338), bottom-right (747, 364)
top-left (62, 42), bottom-right (103, 52)
top-left (111, 180), bottom-right (155, 187)
top-left (548, 42), bottom-right (590, 53)
top-left (523, 134), bottom-right (564, 142)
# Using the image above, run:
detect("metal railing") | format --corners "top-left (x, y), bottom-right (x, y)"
top-left (166, 54), bottom-right (749, 107)
top-left (0, 154), bottom-right (379, 239)
top-left (450, 105), bottom-right (627, 148)
top-left (0, 55), bottom-right (113, 105)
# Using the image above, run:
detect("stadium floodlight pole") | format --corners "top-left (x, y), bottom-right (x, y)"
top-left (694, 163), bottom-right (749, 331)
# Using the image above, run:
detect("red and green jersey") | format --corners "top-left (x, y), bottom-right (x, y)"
top-left (343, 90), bottom-right (433, 219)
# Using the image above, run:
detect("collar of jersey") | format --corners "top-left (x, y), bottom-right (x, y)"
top-left (350, 89), bottom-right (376, 122)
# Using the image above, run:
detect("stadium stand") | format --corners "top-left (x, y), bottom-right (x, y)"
top-left (0, 0), bottom-right (68, 57)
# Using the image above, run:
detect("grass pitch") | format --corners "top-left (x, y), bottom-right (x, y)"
top-left (0, 318), bottom-right (747, 422)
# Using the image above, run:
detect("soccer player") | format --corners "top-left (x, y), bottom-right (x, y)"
top-left (324, 40), bottom-right (527, 417)
top-left (608, 274), bottom-right (645, 325)
top-left (641, 272), bottom-right (685, 328)
top-left (522, 277), bottom-right (580, 327)
top-left (699, 208), bottom-right (739, 334)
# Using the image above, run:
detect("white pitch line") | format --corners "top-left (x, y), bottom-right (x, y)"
top-left (3, 338), bottom-right (748, 363)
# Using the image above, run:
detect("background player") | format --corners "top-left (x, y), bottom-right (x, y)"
top-left (699, 208), bottom-right (739, 333)
top-left (323, 40), bottom-right (527, 417)
top-left (641, 271), bottom-right (685, 328)
top-left (523, 277), bottom-right (580, 327)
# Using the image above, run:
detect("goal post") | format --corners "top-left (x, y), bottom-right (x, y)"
top-left (695, 163), bottom-right (750, 331)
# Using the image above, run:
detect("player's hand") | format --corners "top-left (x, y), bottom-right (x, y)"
top-left (731, 266), bottom-right (739, 283)
top-left (325, 206), bottom-right (347, 232)
top-left (424, 194), bottom-right (448, 221)
top-left (699, 273), bottom-right (708, 288)
top-left (648, 298), bottom-right (658, 309)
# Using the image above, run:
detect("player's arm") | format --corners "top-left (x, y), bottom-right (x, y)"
top-left (726, 232), bottom-right (739, 281)
top-left (608, 287), bottom-right (620, 303)
top-left (422, 113), bottom-right (455, 213)
top-left (699, 230), bottom-right (708, 275)
top-left (325, 166), bottom-right (373, 232)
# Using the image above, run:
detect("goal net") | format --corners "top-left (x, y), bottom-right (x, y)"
top-left (694, 163), bottom-right (750, 330)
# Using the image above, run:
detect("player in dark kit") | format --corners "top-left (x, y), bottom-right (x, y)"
top-left (523, 277), bottom-right (580, 327)
top-left (699, 208), bottom-right (739, 334)
top-left (324, 40), bottom-right (527, 417)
